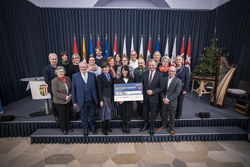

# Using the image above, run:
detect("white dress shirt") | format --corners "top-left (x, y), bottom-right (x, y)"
top-left (166, 76), bottom-right (175, 102)
top-left (81, 72), bottom-right (88, 83)
top-left (129, 59), bottom-right (138, 70)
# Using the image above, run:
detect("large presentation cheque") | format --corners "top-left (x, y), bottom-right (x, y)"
top-left (114, 83), bottom-right (143, 102)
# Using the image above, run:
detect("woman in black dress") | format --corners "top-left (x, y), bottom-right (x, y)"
top-left (116, 65), bottom-right (134, 134)
top-left (97, 62), bottom-right (116, 135)
top-left (175, 55), bottom-right (190, 119)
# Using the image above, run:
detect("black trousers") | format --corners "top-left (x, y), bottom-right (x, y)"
top-left (54, 103), bottom-right (71, 131)
top-left (136, 101), bottom-right (143, 116)
top-left (176, 92), bottom-right (185, 118)
top-left (143, 102), bottom-right (158, 128)
top-left (51, 94), bottom-right (57, 116)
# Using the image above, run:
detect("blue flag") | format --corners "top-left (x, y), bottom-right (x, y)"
top-left (105, 36), bottom-right (109, 59)
top-left (89, 36), bottom-right (94, 58)
top-left (156, 37), bottom-right (160, 51)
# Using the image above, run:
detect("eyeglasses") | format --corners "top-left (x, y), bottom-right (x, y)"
top-left (169, 70), bottom-right (176, 72)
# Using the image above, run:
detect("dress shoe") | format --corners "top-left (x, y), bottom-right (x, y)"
top-left (68, 128), bottom-right (74, 132)
top-left (92, 128), bottom-right (97, 134)
top-left (102, 130), bottom-right (108, 135)
top-left (139, 123), bottom-right (149, 132)
top-left (149, 128), bottom-right (154, 136)
top-left (175, 115), bottom-right (180, 119)
top-left (83, 130), bottom-right (88, 136)
top-left (170, 130), bottom-right (175, 136)
top-left (157, 126), bottom-right (166, 131)
top-left (62, 131), bottom-right (68, 135)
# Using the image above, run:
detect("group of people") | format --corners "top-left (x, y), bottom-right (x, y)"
top-left (43, 48), bottom-right (189, 136)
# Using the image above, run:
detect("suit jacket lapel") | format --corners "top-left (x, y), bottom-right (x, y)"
top-left (168, 77), bottom-right (176, 91)
top-left (150, 71), bottom-right (157, 86)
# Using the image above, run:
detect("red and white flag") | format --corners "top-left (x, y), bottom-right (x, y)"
top-left (73, 34), bottom-right (78, 54)
top-left (146, 35), bottom-right (151, 65)
top-left (170, 36), bottom-right (177, 66)
top-left (113, 34), bottom-right (117, 56)
top-left (97, 34), bottom-right (100, 47)
top-left (185, 36), bottom-right (191, 73)
top-left (180, 35), bottom-right (185, 59)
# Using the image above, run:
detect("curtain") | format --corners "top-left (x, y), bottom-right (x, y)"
top-left (0, 0), bottom-right (249, 105)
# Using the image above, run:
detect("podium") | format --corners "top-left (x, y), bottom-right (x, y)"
top-left (20, 77), bottom-right (51, 116)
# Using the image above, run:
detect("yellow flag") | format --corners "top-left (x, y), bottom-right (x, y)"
top-left (82, 35), bottom-right (86, 61)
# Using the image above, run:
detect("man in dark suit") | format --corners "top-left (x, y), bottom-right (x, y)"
top-left (72, 61), bottom-right (98, 136)
top-left (140, 59), bottom-right (163, 135)
top-left (134, 59), bottom-right (148, 116)
top-left (157, 66), bottom-right (182, 136)
top-left (43, 53), bottom-right (58, 119)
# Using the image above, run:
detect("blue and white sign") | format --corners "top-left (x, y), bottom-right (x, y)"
top-left (114, 83), bottom-right (143, 102)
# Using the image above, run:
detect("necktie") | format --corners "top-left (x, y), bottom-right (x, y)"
top-left (83, 74), bottom-right (87, 83)
top-left (149, 72), bottom-right (153, 85)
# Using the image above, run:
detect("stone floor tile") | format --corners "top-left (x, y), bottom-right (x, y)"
top-left (7, 140), bottom-right (31, 159)
top-left (138, 159), bottom-right (152, 167)
top-left (117, 143), bottom-right (135, 154)
top-left (117, 164), bottom-right (138, 167)
top-left (205, 157), bottom-right (224, 167)
top-left (208, 151), bottom-right (242, 163)
top-left (162, 143), bottom-right (178, 154)
top-left (186, 162), bottom-right (208, 167)
top-left (0, 139), bottom-right (22, 153)
top-left (102, 159), bottom-right (117, 167)
top-left (0, 153), bottom-right (8, 163)
top-left (44, 154), bottom-right (75, 164)
top-left (77, 154), bottom-right (109, 164)
top-left (135, 143), bottom-right (147, 158)
top-left (143, 152), bottom-right (174, 163)
top-left (81, 165), bottom-right (102, 167)
top-left (44, 165), bottom-right (65, 167)
top-left (105, 144), bottom-right (117, 158)
top-left (219, 141), bottom-right (250, 156)
top-left (65, 159), bottom-right (81, 167)
top-left (24, 144), bottom-right (48, 154)
top-left (172, 158), bottom-right (187, 167)
top-left (202, 142), bottom-right (225, 151)
top-left (190, 142), bottom-right (208, 155)
top-left (8, 153), bottom-right (44, 167)
top-left (72, 144), bottom-right (88, 158)
top-left (86, 144), bottom-right (106, 154)
top-left (173, 142), bottom-right (195, 152)
top-left (223, 162), bottom-right (245, 167)
top-left (151, 163), bottom-right (172, 167)
top-left (112, 153), bottom-right (141, 164)
top-left (53, 144), bottom-right (77, 154)
top-left (146, 143), bottom-right (164, 152)
top-left (42, 144), bottom-right (59, 158)
top-left (31, 160), bottom-right (46, 167)
top-left (175, 152), bottom-right (207, 162)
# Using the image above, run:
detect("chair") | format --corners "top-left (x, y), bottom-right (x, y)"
top-left (227, 80), bottom-right (250, 99)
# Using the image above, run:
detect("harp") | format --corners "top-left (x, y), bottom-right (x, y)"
top-left (211, 56), bottom-right (236, 107)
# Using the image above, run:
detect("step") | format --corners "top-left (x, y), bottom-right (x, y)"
top-left (30, 126), bottom-right (247, 144)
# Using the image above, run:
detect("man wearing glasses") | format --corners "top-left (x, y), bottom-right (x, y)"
top-left (157, 66), bottom-right (182, 136)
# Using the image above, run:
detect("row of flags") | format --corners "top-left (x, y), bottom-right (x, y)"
top-left (73, 34), bottom-right (191, 71)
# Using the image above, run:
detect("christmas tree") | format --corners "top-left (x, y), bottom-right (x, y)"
top-left (192, 38), bottom-right (229, 78)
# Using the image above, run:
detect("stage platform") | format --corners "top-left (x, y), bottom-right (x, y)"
top-left (1, 93), bottom-right (249, 143)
